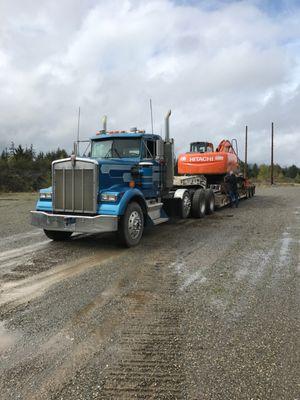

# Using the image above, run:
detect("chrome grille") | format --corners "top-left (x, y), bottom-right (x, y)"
top-left (52, 158), bottom-right (98, 214)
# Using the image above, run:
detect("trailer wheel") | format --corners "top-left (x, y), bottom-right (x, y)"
top-left (44, 230), bottom-right (72, 241)
top-left (205, 189), bottom-right (215, 214)
top-left (179, 191), bottom-right (192, 219)
top-left (191, 189), bottom-right (206, 218)
top-left (118, 202), bottom-right (144, 247)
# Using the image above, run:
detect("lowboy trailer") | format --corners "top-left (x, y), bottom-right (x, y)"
top-left (30, 111), bottom-right (255, 247)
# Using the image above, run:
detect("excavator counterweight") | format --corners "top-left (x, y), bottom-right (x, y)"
top-left (178, 139), bottom-right (239, 176)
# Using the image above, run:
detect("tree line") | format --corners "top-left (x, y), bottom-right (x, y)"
top-left (0, 145), bottom-right (68, 192)
top-left (242, 162), bottom-right (300, 183)
top-left (0, 144), bottom-right (299, 192)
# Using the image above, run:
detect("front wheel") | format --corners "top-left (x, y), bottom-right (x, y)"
top-left (44, 230), bottom-right (72, 241)
top-left (118, 202), bottom-right (144, 247)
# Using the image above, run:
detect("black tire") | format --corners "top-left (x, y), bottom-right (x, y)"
top-left (205, 189), bottom-right (215, 215)
top-left (44, 230), bottom-right (72, 241)
top-left (179, 191), bottom-right (192, 219)
top-left (118, 202), bottom-right (144, 247)
top-left (191, 189), bottom-right (206, 218)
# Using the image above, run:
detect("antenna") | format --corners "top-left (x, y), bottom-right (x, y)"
top-left (77, 106), bottom-right (81, 156)
top-left (149, 99), bottom-right (154, 134)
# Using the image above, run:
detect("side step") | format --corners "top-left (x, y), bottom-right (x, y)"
top-left (146, 201), bottom-right (169, 225)
top-left (147, 202), bottom-right (164, 220)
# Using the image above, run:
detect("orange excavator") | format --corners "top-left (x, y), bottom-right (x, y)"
top-left (178, 139), bottom-right (239, 182)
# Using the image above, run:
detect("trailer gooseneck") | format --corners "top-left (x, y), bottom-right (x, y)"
top-left (30, 111), bottom-right (255, 247)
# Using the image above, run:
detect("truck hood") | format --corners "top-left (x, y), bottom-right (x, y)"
top-left (94, 158), bottom-right (139, 191)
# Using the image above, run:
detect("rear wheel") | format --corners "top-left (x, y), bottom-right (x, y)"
top-left (205, 189), bottom-right (215, 215)
top-left (191, 189), bottom-right (206, 218)
top-left (179, 191), bottom-right (192, 219)
top-left (118, 202), bottom-right (144, 247)
top-left (44, 230), bottom-right (72, 241)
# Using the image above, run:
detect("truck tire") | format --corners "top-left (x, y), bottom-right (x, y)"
top-left (118, 202), bottom-right (144, 247)
top-left (191, 189), bottom-right (206, 218)
top-left (44, 230), bottom-right (72, 241)
top-left (205, 189), bottom-right (215, 214)
top-left (179, 191), bottom-right (192, 219)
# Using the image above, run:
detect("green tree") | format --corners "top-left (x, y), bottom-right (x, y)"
top-left (257, 164), bottom-right (269, 181)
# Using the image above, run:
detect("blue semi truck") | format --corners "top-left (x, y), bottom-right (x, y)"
top-left (30, 111), bottom-right (252, 246)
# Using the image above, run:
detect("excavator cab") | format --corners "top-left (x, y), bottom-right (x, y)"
top-left (189, 142), bottom-right (214, 153)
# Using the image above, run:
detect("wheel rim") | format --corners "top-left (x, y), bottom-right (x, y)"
top-left (210, 198), bottom-right (214, 211)
top-left (183, 194), bottom-right (191, 215)
top-left (128, 210), bottom-right (142, 240)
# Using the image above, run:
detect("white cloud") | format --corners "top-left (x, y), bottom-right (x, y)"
top-left (0, 0), bottom-right (299, 165)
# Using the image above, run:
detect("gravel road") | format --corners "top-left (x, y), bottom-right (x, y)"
top-left (0, 187), bottom-right (299, 399)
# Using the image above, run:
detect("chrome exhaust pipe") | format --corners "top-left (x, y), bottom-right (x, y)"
top-left (165, 110), bottom-right (171, 141)
top-left (102, 115), bottom-right (107, 133)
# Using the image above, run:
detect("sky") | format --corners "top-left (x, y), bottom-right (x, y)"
top-left (0, 0), bottom-right (300, 166)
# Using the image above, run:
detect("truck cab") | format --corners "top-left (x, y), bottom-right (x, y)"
top-left (31, 128), bottom-right (169, 247)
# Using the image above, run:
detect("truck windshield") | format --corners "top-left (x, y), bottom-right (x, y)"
top-left (91, 138), bottom-right (141, 158)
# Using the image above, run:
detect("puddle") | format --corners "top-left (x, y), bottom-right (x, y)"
top-left (0, 250), bottom-right (122, 307)
top-left (0, 321), bottom-right (19, 352)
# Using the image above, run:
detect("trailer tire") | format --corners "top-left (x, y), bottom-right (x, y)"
top-left (118, 202), bottom-right (144, 247)
top-left (179, 191), bottom-right (192, 219)
top-left (205, 189), bottom-right (215, 215)
top-left (191, 189), bottom-right (206, 218)
top-left (44, 230), bottom-right (72, 241)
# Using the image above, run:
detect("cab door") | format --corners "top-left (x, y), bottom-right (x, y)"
top-left (140, 139), bottom-right (160, 198)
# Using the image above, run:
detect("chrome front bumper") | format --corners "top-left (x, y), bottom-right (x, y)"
top-left (30, 211), bottom-right (118, 234)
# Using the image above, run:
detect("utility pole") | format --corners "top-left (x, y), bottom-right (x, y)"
top-left (244, 125), bottom-right (248, 179)
top-left (271, 122), bottom-right (274, 185)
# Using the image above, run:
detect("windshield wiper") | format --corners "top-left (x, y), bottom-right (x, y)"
top-left (113, 147), bottom-right (122, 158)
top-left (103, 148), bottom-right (112, 158)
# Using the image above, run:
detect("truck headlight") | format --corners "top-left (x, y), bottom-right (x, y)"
top-left (40, 192), bottom-right (52, 200)
top-left (101, 193), bottom-right (118, 202)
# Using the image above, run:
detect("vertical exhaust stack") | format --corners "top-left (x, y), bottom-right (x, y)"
top-left (102, 115), bottom-right (107, 134)
top-left (165, 110), bottom-right (172, 142)
top-left (163, 110), bottom-right (174, 190)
